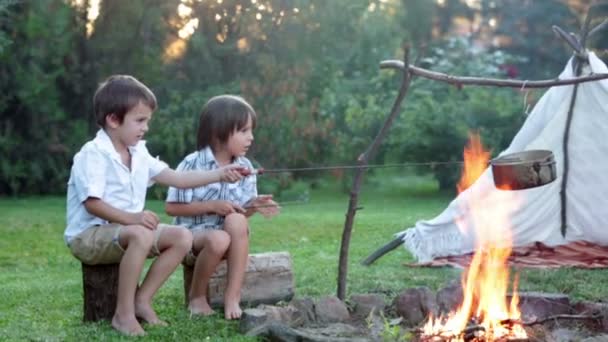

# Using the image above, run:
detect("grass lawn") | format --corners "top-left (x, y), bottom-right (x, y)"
top-left (0, 172), bottom-right (606, 341)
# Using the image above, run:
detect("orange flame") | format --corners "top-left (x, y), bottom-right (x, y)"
top-left (422, 132), bottom-right (527, 341)
top-left (457, 132), bottom-right (490, 193)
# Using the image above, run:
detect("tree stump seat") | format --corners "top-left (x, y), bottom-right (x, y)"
top-left (81, 263), bottom-right (119, 322)
top-left (183, 251), bottom-right (295, 307)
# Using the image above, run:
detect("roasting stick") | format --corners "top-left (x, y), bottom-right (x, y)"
top-left (243, 199), bottom-right (308, 210)
top-left (237, 161), bottom-right (466, 177)
top-left (235, 162), bottom-right (467, 210)
top-left (236, 160), bottom-right (466, 210)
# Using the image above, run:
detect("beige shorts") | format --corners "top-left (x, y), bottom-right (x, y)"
top-left (69, 223), bottom-right (172, 265)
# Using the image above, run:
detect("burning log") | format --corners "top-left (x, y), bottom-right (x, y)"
top-left (462, 324), bottom-right (485, 341)
top-left (416, 320), bottom-right (529, 342)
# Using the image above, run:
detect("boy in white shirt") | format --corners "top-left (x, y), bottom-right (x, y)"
top-left (65, 75), bottom-right (244, 336)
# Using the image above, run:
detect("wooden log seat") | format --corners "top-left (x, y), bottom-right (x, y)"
top-left (81, 263), bottom-right (119, 322)
top-left (183, 251), bottom-right (295, 307)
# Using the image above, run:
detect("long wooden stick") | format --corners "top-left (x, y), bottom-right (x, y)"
top-left (589, 18), bottom-right (608, 38)
top-left (379, 60), bottom-right (608, 88)
top-left (560, 3), bottom-right (600, 237)
top-left (502, 313), bottom-right (602, 327)
top-left (552, 25), bottom-right (585, 57)
top-left (336, 47), bottom-right (413, 300)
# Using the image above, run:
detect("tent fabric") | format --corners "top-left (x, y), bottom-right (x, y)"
top-left (400, 52), bottom-right (608, 264)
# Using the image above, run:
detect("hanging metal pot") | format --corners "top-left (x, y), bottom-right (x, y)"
top-left (490, 150), bottom-right (557, 190)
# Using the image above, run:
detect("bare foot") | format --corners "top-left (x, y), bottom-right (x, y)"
top-left (189, 297), bottom-right (215, 316)
top-left (112, 313), bottom-right (146, 336)
top-left (224, 300), bottom-right (242, 320)
top-left (135, 300), bottom-right (168, 326)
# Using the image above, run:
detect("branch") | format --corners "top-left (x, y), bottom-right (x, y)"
top-left (336, 46), bottom-right (414, 300)
top-left (380, 60), bottom-right (608, 88)
top-left (552, 25), bottom-right (585, 56)
top-left (579, 6), bottom-right (594, 49)
top-left (502, 313), bottom-right (602, 327)
top-left (589, 18), bottom-right (608, 38)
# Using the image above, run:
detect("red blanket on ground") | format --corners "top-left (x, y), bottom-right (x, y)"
top-left (408, 241), bottom-right (608, 269)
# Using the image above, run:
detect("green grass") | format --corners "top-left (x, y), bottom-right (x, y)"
top-left (0, 173), bottom-right (606, 341)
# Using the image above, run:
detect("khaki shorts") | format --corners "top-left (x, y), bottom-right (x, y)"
top-left (69, 223), bottom-right (172, 265)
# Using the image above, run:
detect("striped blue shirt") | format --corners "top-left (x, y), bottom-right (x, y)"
top-left (166, 147), bottom-right (257, 230)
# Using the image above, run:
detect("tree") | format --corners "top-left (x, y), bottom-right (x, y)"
top-left (0, 0), bottom-right (87, 194)
top-left (478, 0), bottom-right (579, 78)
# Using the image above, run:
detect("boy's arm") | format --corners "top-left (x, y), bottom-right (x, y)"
top-left (84, 198), bottom-right (159, 230)
top-left (153, 164), bottom-right (245, 188)
top-left (165, 201), bottom-right (245, 217)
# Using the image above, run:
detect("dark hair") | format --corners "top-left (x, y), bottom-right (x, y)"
top-left (197, 95), bottom-right (257, 150)
top-left (93, 75), bottom-right (157, 127)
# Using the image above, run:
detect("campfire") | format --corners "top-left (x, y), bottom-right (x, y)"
top-left (419, 133), bottom-right (528, 342)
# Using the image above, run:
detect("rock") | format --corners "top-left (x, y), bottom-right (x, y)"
top-left (247, 321), bottom-right (369, 342)
top-left (548, 328), bottom-right (589, 342)
top-left (581, 335), bottom-right (608, 342)
top-left (393, 287), bottom-right (437, 327)
top-left (436, 279), bottom-right (463, 315)
top-left (515, 292), bottom-right (573, 321)
top-left (240, 304), bottom-right (303, 334)
top-left (349, 293), bottom-right (386, 318)
top-left (290, 297), bottom-right (316, 325)
top-left (240, 308), bottom-right (268, 333)
top-left (300, 323), bottom-right (364, 339)
top-left (574, 301), bottom-right (608, 332)
top-left (315, 296), bottom-right (350, 323)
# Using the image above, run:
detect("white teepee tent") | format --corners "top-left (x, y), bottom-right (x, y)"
top-left (400, 52), bottom-right (608, 263)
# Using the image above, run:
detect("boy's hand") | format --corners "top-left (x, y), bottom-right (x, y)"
top-left (209, 200), bottom-right (246, 216)
top-left (134, 210), bottom-right (160, 230)
top-left (216, 164), bottom-right (245, 183)
top-left (246, 195), bottom-right (280, 218)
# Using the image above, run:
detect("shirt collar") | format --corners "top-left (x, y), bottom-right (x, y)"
top-left (93, 129), bottom-right (145, 159)
top-left (199, 146), bottom-right (247, 167)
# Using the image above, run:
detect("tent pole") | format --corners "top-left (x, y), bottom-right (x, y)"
top-left (559, 6), bottom-right (594, 237)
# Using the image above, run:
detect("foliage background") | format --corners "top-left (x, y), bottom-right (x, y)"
top-left (1, 0), bottom-right (606, 195)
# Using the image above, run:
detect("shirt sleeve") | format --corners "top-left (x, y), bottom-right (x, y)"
top-left (165, 158), bottom-right (194, 203)
top-left (70, 148), bottom-right (107, 203)
top-left (140, 144), bottom-right (168, 186)
top-left (147, 154), bottom-right (169, 185)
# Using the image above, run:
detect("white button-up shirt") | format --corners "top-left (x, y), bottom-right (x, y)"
top-left (166, 147), bottom-right (257, 230)
top-left (64, 129), bottom-right (168, 244)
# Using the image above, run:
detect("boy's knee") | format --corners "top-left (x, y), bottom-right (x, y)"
top-left (155, 226), bottom-right (192, 254)
top-left (173, 227), bottom-right (193, 251)
top-left (224, 222), bottom-right (249, 239)
top-left (125, 226), bottom-right (155, 249)
top-left (225, 213), bottom-right (247, 226)
top-left (216, 231), bottom-right (231, 251)
top-left (206, 231), bottom-right (230, 255)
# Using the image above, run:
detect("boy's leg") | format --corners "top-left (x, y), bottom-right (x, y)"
top-left (189, 229), bottom-right (230, 316)
top-left (114, 225), bottom-right (155, 336)
top-left (222, 213), bottom-right (250, 320)
top-left (135, 225), bottom-right (192, 325)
